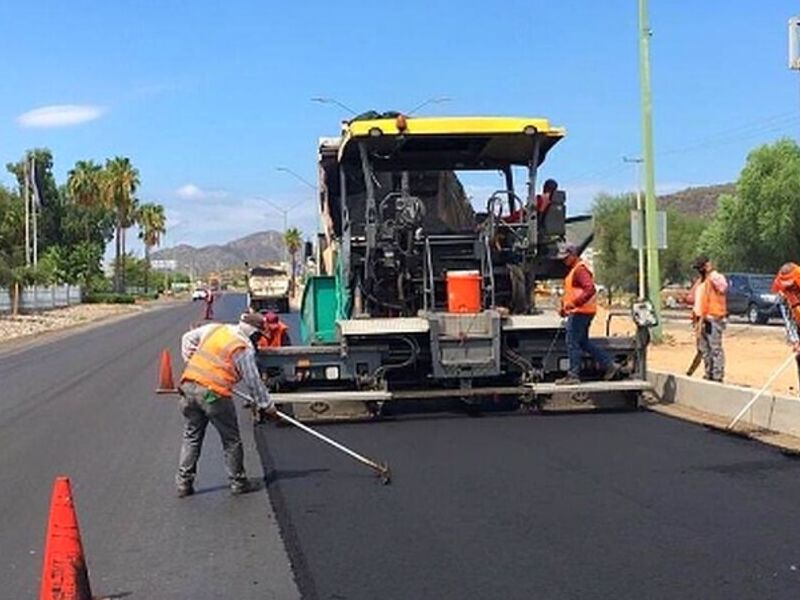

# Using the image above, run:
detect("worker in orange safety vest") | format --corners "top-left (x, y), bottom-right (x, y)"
top-left (690, 255), bottom-right (728, 382)
top-left (177, 312), bottom-right (277, 498)
top-left (257, 311), bottom-right (292, 350)
top-left (556, 244), bottom-right (621, 384)
top-left (771, 262), bottom-right (800, 390)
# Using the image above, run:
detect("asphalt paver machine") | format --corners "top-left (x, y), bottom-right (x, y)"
top-left (257, 115), bottom-right (656, 420)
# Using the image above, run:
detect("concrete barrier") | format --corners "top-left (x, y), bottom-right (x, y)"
top-left (647, 369), bottom-right (800, 438)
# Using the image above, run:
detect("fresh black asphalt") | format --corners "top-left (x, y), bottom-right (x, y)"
top-left (258, 372), bottom-right (800, 597)
top-left (4, 292), bottom-right (800, 599)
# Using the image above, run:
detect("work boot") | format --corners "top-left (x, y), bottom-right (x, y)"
top-left (555, 374), bottom-right (581, 385)
top-left (230, 479), bottom-right (260, 496)
top-left (603, 363), bottom-right (623, 381)
top-left (176, 485), bottom-right (194, 498)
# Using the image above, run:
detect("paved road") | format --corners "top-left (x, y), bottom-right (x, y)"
top-left (6, 293), bottom-right (800, 599)
top-left (0, 294), bottom-right (298, 599)
top-left (262, 395), bottom-right (800, 597)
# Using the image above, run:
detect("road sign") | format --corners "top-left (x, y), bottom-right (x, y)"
top-left (630, 210), bottom-right (666, 250)
top-left (151, 259), bottom-right (177, 271)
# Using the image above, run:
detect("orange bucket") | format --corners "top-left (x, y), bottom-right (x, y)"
top-left (446, 270), bottom-right (482, 313)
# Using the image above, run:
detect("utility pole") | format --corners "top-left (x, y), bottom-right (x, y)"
top-left (24, 159), bottom-right (30, 267)
top-left (639, 0), bottom-right (662, 338)
top-left (623, 156), bottom-right (645, 300)
top-left (31, 156), bottom-right (38, 268)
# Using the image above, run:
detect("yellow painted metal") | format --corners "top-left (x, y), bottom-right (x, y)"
top-left (346, 116), bottom-right (565, 139)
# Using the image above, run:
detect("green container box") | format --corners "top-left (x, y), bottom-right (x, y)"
top-left (300, 276), bottom-right (337, 344)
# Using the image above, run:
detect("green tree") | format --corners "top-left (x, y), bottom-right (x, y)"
top-left (67, 160), bottom-right (105, 242)
top-left (593, 193), bottom-right (706, 293)
top-left (103, 157), bottom-right (140, 292)
top-left (136, 202), bottom-right (167, 292)
top-left (699, 139), bottom-right (800, 271)
top-left (284, 227), bottom-right (302, 295)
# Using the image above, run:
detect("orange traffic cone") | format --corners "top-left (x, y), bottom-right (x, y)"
top-left (39, 476), bottom-right (92, 600)
top-left (156, 348), bottom-right (179, 394)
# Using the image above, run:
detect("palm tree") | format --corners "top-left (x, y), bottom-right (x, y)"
top-left (137, 203), bottom-right (167, 292)
top-left (103, 157), bottom-right (140, 292)
top-left (284, 227), bottom-right (302, 297)
top-left (66, 160), bottom-right (103, 242)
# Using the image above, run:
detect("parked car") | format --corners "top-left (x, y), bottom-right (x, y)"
top-left (192, 288), bottom-right (208, 301)
top-left (726, 272), bottom-right (780, 324)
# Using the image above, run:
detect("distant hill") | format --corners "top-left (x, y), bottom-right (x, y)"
top-left (152, 231), bottom-right (285, 275)
top-left (656, 183), bottom-right (735, 218)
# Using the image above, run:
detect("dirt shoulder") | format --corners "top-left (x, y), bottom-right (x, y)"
top-left (0, 299), bottom-right (182, 352)
top-left (592, 305), bottom-right (798, 396)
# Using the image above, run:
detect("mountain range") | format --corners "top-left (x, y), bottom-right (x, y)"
top-left (153, 183), bottom-right (734, 276)
top-left (151, 231), bottom-right (286, 275)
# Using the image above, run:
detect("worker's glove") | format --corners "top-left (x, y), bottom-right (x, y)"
top-left (255, 404), bottom-right (278, 424)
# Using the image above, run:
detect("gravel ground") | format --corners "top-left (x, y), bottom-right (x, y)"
top-left (0, 303), bottom-right (144, 341)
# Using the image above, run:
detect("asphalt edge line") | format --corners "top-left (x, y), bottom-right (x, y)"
top-left (254, 425), bottom-right (321, 600)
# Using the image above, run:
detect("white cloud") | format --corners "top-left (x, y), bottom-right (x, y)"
top-left (17, 104), bottom-right (106, 128)
top-left (175, 183), bottom-right (228, 200)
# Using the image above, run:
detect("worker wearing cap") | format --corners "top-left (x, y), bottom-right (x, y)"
top-left (772, 262), bottom-right (800, 388)
top-left (556, 244), bottom-right (621, 384)
top-left (176, 312), bottom-right (277, 498)
top-left (257, 311), bottom-right (292, 349)
top-left (691, 255), bottom-right (728, 382)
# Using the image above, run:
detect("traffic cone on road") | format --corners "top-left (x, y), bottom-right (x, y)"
top-left (156, 348), bottom-right (179, 394)
top-left (39, 476), bottom-right (92, 600)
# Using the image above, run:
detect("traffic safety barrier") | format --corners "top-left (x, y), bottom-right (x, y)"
top-left (39, 476), bottom-right (92, 600)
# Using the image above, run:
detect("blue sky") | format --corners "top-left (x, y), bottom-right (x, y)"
top-left (1, 1), bottom-right (799, 253)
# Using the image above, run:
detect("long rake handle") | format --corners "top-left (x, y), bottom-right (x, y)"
top-left (232, 390), bottom-right (388, 476)
top-left (727, 353), bottom-right (797, 430)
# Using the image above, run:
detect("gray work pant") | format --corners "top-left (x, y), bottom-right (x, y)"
top-left (698, 318), bottom-right (725, 382)
top-left (176, 381), bottom-right (246, 489)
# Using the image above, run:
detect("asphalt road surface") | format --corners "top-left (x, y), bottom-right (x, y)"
top-left (4, 292), bottom-right (800, 599)
top-left (0, 294), bottom-right (298, 599)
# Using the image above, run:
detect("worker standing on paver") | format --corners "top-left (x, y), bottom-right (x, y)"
top-left (771, 262), bottom-right (800, 389)
top-left (176, 312), bottom-right (277, 498)
top-left (257, 311), bottom-right (292, 349)
top-left (556, 245), bottom-right (620, 384)
top-left (691, 255), bottom-right (728, 382)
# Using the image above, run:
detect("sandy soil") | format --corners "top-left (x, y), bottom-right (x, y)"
top-left (591, 305), bottom-right (799, 396)
top-left (0, 303), bottom-right (144, 342)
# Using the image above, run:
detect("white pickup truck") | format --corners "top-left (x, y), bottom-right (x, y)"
top-left (248, 265), bottom-right (291, 313)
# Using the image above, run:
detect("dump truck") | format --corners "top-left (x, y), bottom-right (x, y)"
top-left (256, 114), bottom-right (656, 421)
top-left (247, 264), bottom-right (291, 313)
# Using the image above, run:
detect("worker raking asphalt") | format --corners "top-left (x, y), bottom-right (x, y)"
top-left (257, 410), bottom-right (800, 600)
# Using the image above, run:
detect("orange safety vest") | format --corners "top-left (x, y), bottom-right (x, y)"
top-left (563, 260), bottom-right (597, 316)
top-left (773, 263), bottom-right (800, 321)
top-left (258, 322), bottom-right (289, 349)
top-left (698, 272), bottom-right (727, 319)
top-left (181, 325), bottom-right (248, 397)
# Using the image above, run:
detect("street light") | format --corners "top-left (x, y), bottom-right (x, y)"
top-left (275, 166), bottom-right (316, 191)
top-left (261, 198), bottom-right (297, 263)
top-left (407, 96), bottom-right (452, 115)
top-left (310, 97), bottom-right (358, 115)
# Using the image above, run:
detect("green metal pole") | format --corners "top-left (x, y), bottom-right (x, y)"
top-left (639, 0), bottom-right (663, 339)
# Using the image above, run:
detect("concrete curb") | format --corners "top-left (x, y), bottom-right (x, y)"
top-left (647, 369), bottom-right (800, 438)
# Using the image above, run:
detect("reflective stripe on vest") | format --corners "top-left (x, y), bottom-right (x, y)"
top-left (700, 273), bottom-right (727, 319)
top-left (181, 325), bottom-right (248, 397)
top-left (563, 260), bottom-right (597, 316)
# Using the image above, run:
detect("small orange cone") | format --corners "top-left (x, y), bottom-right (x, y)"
top-left (156, 348), bottom-right (179, 394)
top-left (39, 477), bottom-right (92, 600)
